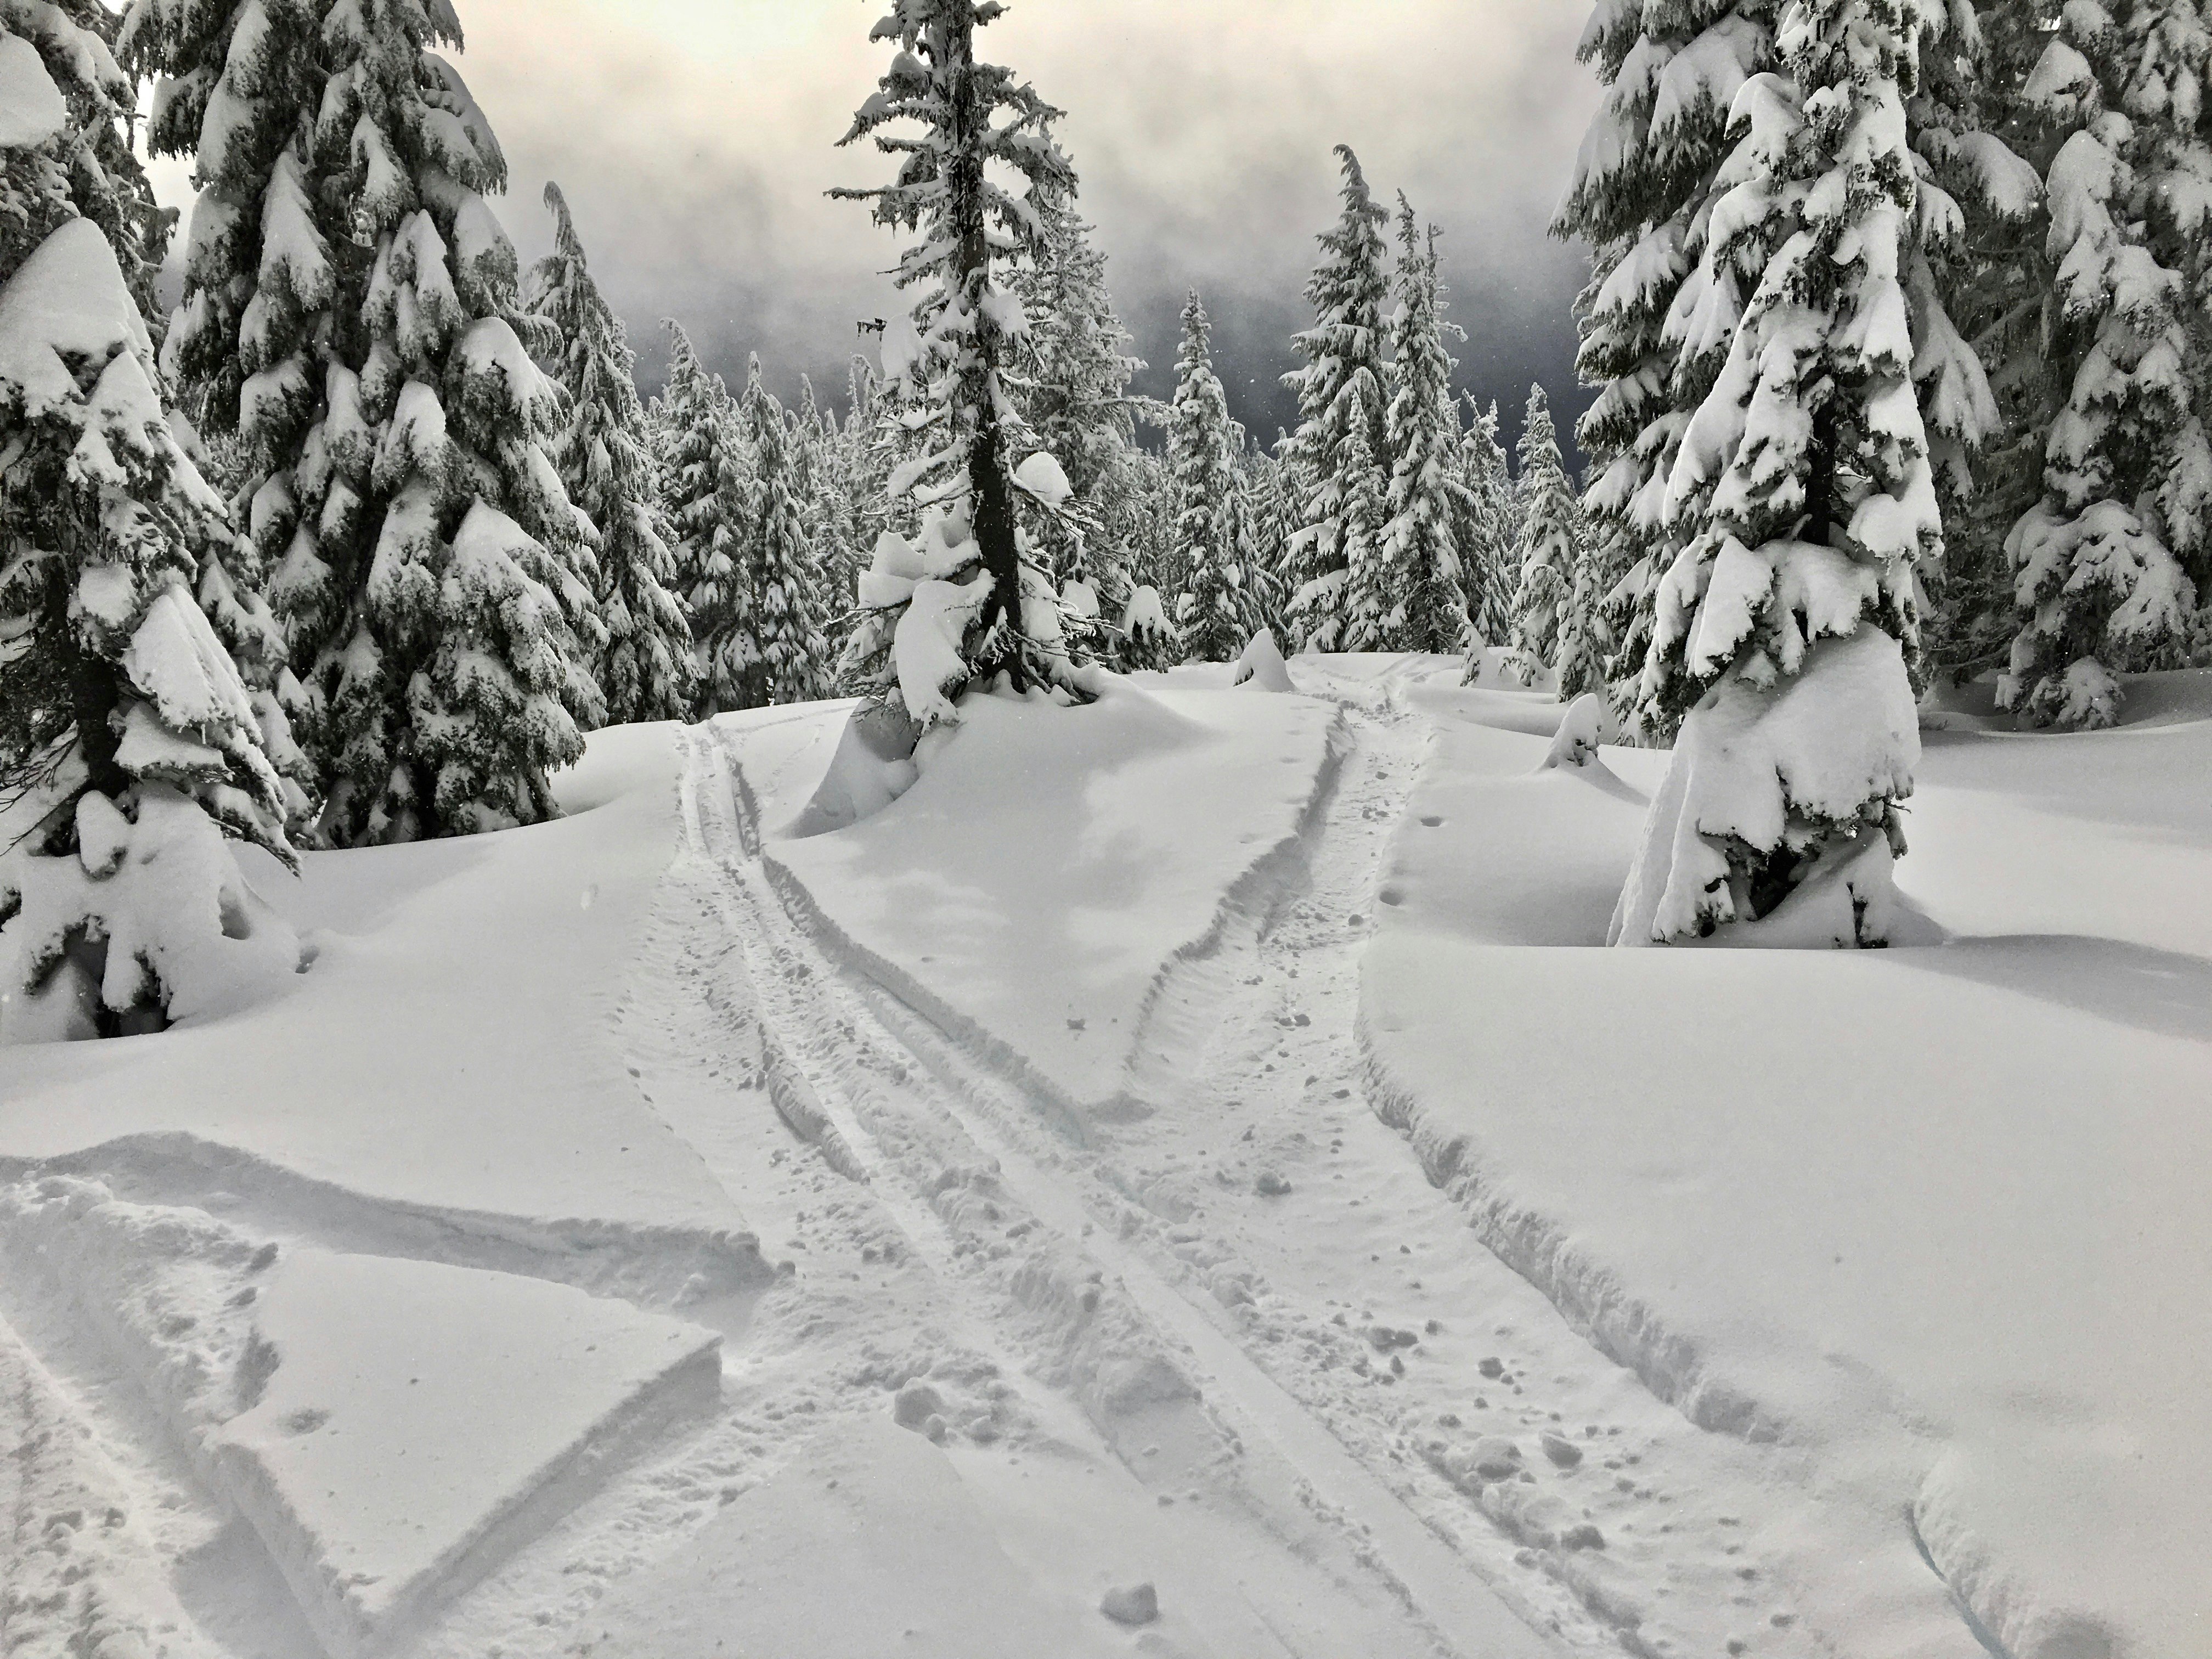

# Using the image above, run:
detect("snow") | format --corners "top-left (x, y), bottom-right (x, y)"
top-left (1365, 664), bottom-right (2212, 1659)
top-left (1010, 448), bottom-right (1070, 507)
top-left (757, 681), bottom-right (1338, 1115)
top-left (0, 219), bottom-right (154, 421)
top-left (4, 657), bottom-right (2205, 1659)
top-left (0, 32), bottom-right (66, 149)
top-left (215, 1249), bottom-right (720, 1657)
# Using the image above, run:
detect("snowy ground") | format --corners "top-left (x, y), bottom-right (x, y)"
top-left (2, 659), bottom-right (2203, 1659)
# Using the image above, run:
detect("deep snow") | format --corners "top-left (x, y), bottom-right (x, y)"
top-left (1, 662), bottom-right (2202, 1659)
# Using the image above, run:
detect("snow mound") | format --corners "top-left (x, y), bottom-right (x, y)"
top-left (754, 683), bottom-right (1339, 1114)
top-left (1229, 627), bottom-right (1294, 693)
top-left (214, 1250), bottom-right (720, 1658)
top-left (0, 33), bottom-right (66, 149)
top-left (785, 701), bottom-right (922, 837)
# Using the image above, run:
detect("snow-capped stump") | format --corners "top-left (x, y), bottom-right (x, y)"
top-left (211, 1250), bottom-right (720, 1659)
top-left (1099, 1581), bottom-right (1159, 1626)
top-left (1231, 627), bottom-right (1296, 693)
top-left (1541, 693), bottom-right (1606, 770)
top-left (1255, 1171), bottom-right (1292, 1197)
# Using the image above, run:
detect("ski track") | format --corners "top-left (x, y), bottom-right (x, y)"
top-left (0, 670), bottom-right (1878, 1658)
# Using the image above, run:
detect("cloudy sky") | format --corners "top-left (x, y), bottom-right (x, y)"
top-left (162, 1), bottom-right (1604, 448)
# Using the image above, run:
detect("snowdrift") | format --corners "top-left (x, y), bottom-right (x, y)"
top-left (1362, 669), bottom-right (2212, 1659)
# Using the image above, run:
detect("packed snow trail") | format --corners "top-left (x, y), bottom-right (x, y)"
top-left (714, 662), bottom-right (1900, 1659)
top-left (672, 721), bottom-right (1560, 1658)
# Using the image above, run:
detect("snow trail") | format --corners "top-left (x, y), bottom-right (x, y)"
top-left (674, 721), bottom-right (1559, 1657)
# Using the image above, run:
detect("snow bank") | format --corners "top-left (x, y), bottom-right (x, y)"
top-left (1362, 669), bottom-right (2212, 1657)
top-left (750, 682), bottom-right (1340, 1115)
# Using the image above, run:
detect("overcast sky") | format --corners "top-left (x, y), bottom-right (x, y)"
top-left (156, 0), bottom-right (1602, 450)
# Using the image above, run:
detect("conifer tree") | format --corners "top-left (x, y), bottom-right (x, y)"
top-left (1282, 146), bottom-right (1393, 651)
top-left (1169, 291), bottom-right (1247, 662)
top-left (1452, 399), bottom-right (1519, 661)
top-left (531, 183), bottom-right (692, 725)
top-left (1996, 0), bottom-right (2210, 727)
top-left (1506, 385), bottom-right (1582, 679)
top-left (1613, 0), bottom-right (1939, 949)
top-left (1557, 0), bottom-right (1780, 728)
top-left (123, 0), bottom-right (605, 843)
top-left (2, 14), bottom-right (297, 1040)
top-left (1381, 203), bottom-right (1468, 653)
top-left (1336, 383), bottom-right (1392, 652)
top-left (656, 325), bottom-right (757, 716)
top-left (833, 0), bottom-right (1089, 725)
top-left (749, 392), bottom-right (832, 705)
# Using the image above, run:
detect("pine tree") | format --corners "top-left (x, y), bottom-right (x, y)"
top-left (1381, 203), bottom-right (1468, 654)
top-left (833, 0), bottom-right (1088, 726)
top-left (1336, 382), bottom-right (1391, 652)
top-left (530, 183), bottom-right (692, 725)
top-left (1506, 386), bottom-right (1582, 679)
top-left (750, 393), bottom-right (832, 705)
top-left (1014, 188), bottom-right (1149, 584)
top-left (124, 0), bottom-right (605, 844)
top-left (656, 327), bottom-right (758, 716)
top-left (2, 13), bottom-right (297, 1040)
top-left (1168, 291), bottom-right (1246, 662)
top-left (1282, 146), bottom-right (1393, 651)
top-left (1452, 399), bottom-right (1519, 664)
top-left (1557, 0), bottom-right (1780, 732)
top-left (1996, 0), bottom-right (2210, 727)
top-left (1613, 0), bottom-right (1939, 949)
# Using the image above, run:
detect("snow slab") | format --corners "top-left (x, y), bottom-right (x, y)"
top-left (0, 724), bottom-right (754, 1248)
top-left (212, 1249), bottom-right (720, 1659)
top-left (1363, 671), bottom-right (2212, 1659)
top-left (751, 682), bottom-right (1340, 1115)
top-left (571, 1414), bottom-right (1130, 1659)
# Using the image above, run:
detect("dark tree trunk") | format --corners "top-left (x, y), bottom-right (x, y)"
top-left (1803, 393), bottom-right (1838, 548)
top-left (64, 625), bottom-right (130, 804)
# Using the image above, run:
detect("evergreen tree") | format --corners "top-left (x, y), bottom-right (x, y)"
top-left (124, 0), bottom-right (605, 844)
top-left (530, 183), bottom-right (692, 725)
top-left (1613, 0), bottom-right (1939, 949)
top-left (2, 14), bottom-right (297, 1040)
top-left (1505, 385), bottom-right (1582, 679)
top-left (1380, 203), bottom-right (1468, 653)
top-left (656, 324), bottom-right (756, 716)
top-left (1169, 291), bottom-right (1246, 663)
top-left (1996, 0), bottom-right (2210, 727)
top-left (1282, 145), bottom-right (1393, 651)
top-left (1015, 188), bottom-right (1150, 584)
top-left (1336, 382), bottom-right (1391, 652)
top-left (1557, 0), bottom-right (1780, 731)
top-left (1452, 399), bottom-right (1519, 663)
top-left (749, 392), bottom-right (832, 705)
top-left (833, 0), bottom-right (1088, 725)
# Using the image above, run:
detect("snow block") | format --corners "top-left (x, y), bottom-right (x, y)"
top-left (210, 1250), bottom-right (721, 1658)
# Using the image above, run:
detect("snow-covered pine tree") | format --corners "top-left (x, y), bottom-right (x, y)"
top-left (1505, 385), bottom-right (1583, 680)
top-left (1613, 0), bottom-right (1939, 949)
top-left (1282, 145), bottom-right (1393, 652)
top-left (1381, 203), bottom-right (1468, 654)
top-left (656, 325), bottom-right (757, 715)
top-left (1995, 0), bottom-right (2210, 727)
top-left (1557, 0), bottom-right (1780, 734)
top-left (1336, 381), bottom-right (1392, 652)
top-left (1451, 399), bottom-right (1519, 667)
top-left (1168, 290), bottom-right (1247, 663)
top-left (2, 14), bottom-right (298, 1040)
top-left (748, 392), bottom-right (831, 706)
top-left (833, 0), bottom-right (1091, 726)
top-left (124, 0), bottom-right (606, 843)
top-left (530, 183), bottom-right (691, 725)
top-left (1014, 186), bottom-right (1150, 584)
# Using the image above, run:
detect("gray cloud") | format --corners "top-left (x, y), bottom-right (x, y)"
top-left (161, 1), bottom-right (1607, 453)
